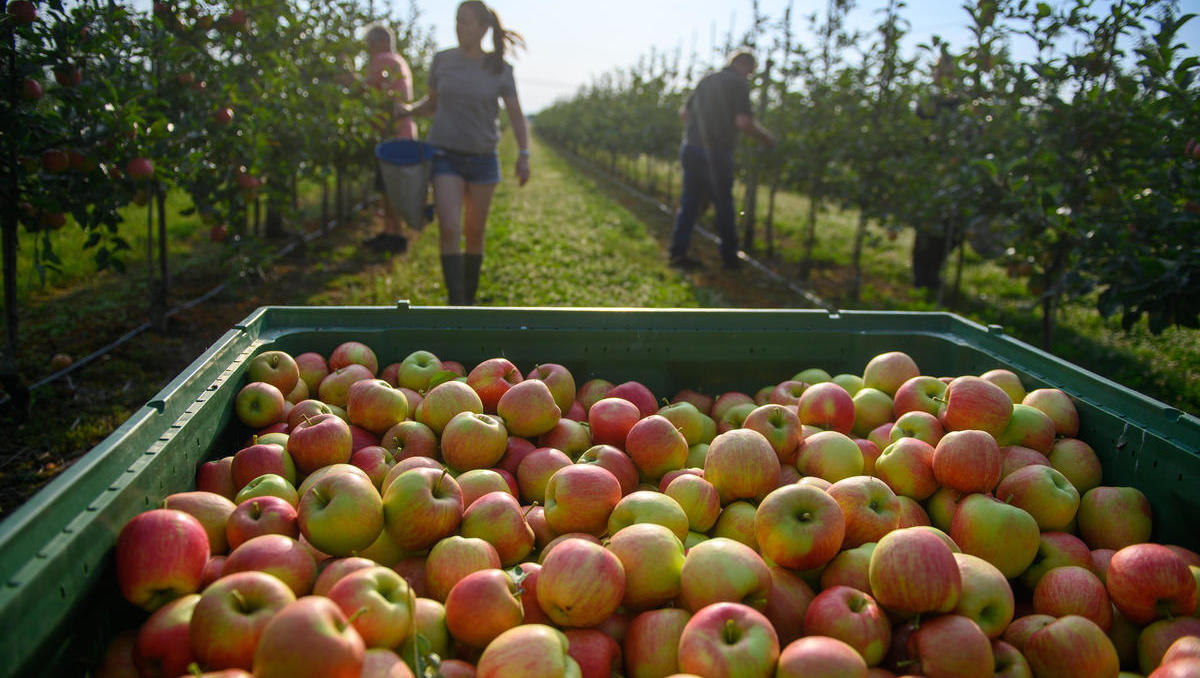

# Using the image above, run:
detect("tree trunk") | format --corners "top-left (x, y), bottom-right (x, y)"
top-left (850, 210), bottom-right (869, 302)
top-left (800, 179), bottom-right (820, 281)
top-left (1, 31), bottom-right (27, 416)
top-left (152, 188), bottom-right (168, 332)
top-left (1042, 295), bottom-right (1055, 350)
top-left (766, 175), bottom-right (780, 259)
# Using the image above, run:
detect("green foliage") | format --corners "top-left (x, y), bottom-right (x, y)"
top-left (534, 0), bottom-right (1199, 338)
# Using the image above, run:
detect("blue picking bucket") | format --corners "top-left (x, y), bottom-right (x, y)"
top-left (376, 139), bottom-right (436, 230)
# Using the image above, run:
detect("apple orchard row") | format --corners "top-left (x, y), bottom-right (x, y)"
top-left (106, 344), bottom-right (1200, 677)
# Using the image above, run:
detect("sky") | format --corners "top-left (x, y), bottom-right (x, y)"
top-left (397, 0), bottom-right (1200, 112)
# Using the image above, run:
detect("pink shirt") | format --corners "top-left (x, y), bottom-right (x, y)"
top-left (366, 52), bottom-right (417, 139)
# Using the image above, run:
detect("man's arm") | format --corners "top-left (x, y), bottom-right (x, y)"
top-left (736, 113), bottom-right (775, 148)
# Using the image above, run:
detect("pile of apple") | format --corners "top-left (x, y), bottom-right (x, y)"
top-left (99, 345), bottom-right (1200, 678)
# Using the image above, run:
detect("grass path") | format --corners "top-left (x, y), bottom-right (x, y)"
top-left (307, 133), bottom-right (814, 309)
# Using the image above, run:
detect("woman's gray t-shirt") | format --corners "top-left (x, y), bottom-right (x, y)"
top-left (426, 48), bottom-right (517, 155)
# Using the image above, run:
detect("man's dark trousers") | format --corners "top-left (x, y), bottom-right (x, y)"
top-left (670, 142), bottom-right (738, 264)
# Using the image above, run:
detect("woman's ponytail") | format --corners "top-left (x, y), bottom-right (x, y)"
top-left (462, 2), bottom-right (524, 74)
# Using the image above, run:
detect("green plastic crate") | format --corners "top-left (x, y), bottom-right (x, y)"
top-left (0, 304), bottom-right (1196, 677)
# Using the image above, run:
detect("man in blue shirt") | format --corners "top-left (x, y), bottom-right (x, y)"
top-left (670, 50), bottom-right (776, 270)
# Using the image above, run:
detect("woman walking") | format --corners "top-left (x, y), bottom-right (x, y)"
top-left (400, 1), bottom-right (530, 305)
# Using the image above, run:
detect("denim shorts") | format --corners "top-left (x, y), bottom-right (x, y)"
top-left (431, 148), bottom-right (501, 185)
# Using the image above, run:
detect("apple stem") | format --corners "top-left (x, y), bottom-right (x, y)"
top-left (523, 501), bottom-right (539, 518)
top-left (722, 618), bottom-right (739, 644)
top-left (230, 589), bottom-right (248, 612)
top-left (187, 662), bottom-right (204, 676)
top-left (346, 605), bottom-right (369, 625)
top-left (434, 468), bottom-right (449, 493)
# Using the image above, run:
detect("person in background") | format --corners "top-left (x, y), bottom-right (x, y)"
top-left (364, 21), bottom-right (418, 253)
top-left (670, 49), bottom-right (775, 271)
top-left (398, 0), bottom-right (530, 305)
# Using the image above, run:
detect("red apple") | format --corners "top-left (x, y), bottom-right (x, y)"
top-left (932, 429), bottom-right (1003, 494)
top-left (762, 565), bottom-right (815, 647)
top-left (328, 341), bottom-right (378, 375)
top-left (346, 379), bottom-right (409, 436)
top-left (537, 417), bottom-right (592, 458)
top-left (297, 467), bottom-right (383, 557)
top-left (1019, 531), bottom-right (1093, 591)
top-left (622, 414), bottom-right (688, 482)
top-left (755, 482), bottom-right (845, 571)
top-left (607, 490), bottom-right (690, 541)
top-left (247, 350), bottom-right (300, 397)
top-left (873, 437), bottom-right (938, 501)
top-left (196, 456), bottom-right (237, 501)
top-left (133, 593), bottom-right (200, 678)
top-left (868, 526), bottom-right (961, 617)
top-left (577, 444), bottom-right (640, 495)
top-left (1107, 543), bottom-right (1198, 625)
top-left (1033, 565), bottom-right (1112, 631)
top-left (232, 441), bottom-right (295, 491)
top-left (1047, 437), bottom-right (1103, 494)
top-left (821, 542), bottom-right (877, 596)
top-left (705, 428), bottom-right (782, 504)
top-left (951, 493), bottom-right (1040, 579)
top-left (578, 378), bottom-right (616, 412)
top-left (1024, 615), bottom-right (1119, 678)
top-left (537, 537), bottom-right (626, 628)
top-left (679, 537), bottom-right (771, 612)
top-left (236, 381), bottom-right (287, 429)
top-left (803, 585), bottom-right (891, 667)
top-left (459, 491), bottom-right (536, 567)
top-left (475, 624), bottom-right (579, 678)
top-left (317, 364), bottom-right (374, 407)
top-left (608, 380), bottom-right (658, 418)
top-left (544, 464), bottom-right (622, 536)
top-left (1023, 387), bottom-right (1079, 437)
top-left (777, 635), bottom-right (869, 678)
top-left (738, 403), bottom-right (802, 465)
top-left (797, 381), bottom-right (856, 434)
top-left (190, 570), bottom-right (296, 670)
top-left (994, 464), bottom-right (1080, 531)
top-left (287, 412), bottom-right (352, 475)
top-left (223, 534), bottom-right (317, 597)
top-left (381, 467), bottom-right (463, 552)
top-left (828, 475), bottom-right (901, 548)
top-left (890, 409), bottom-right (944, 446)
top-left (677, 602), bottom-right (780, 678)
top-left (379, 420), bottom-right (439, 462)
top-left (252, 596), bottom-right (365, 678)
top-left (980, 368), bottom-right (1026, 403)
top-left (497, 378), bottom-right (561, 439)
top-left (893, 375), bottom-right (947, 417)
top-left (664, 473), bottom-right (722, 533)
top-left (516, 447), bottom-right (572, 505)
top-left (938, 375), bottom-right (1013, 437)
top-left (906, 613), bottom-right (995, 677)
top-left (623, 607), bottom-right (691, 678)
top-left (525, 363), bottom-right (577, 413)
top-left (565, 628), bottom-right (622, 678)
top-left (116, 509), bottom-right (210, 611)
top-left (953, 552), bottom-right (1016, 639)
top-left (588, 397), bottom-right (642, 448)
top-left (467, 357), bottom-right (524, 413)
top-left (1077, 485), bottom-right (1153, 550)
top-left (607, 523), bottom-right (686, 611)
top-left (295, 352), bottom-right (329, 393)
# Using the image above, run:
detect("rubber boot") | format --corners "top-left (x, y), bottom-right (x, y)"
top-left (441, 254), bottom-right (467, 305)
top-left (464, 253), bottom-right (483, 306)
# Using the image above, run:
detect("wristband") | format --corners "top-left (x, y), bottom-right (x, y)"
top-left (518, 149), bottom-right (530, 157)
